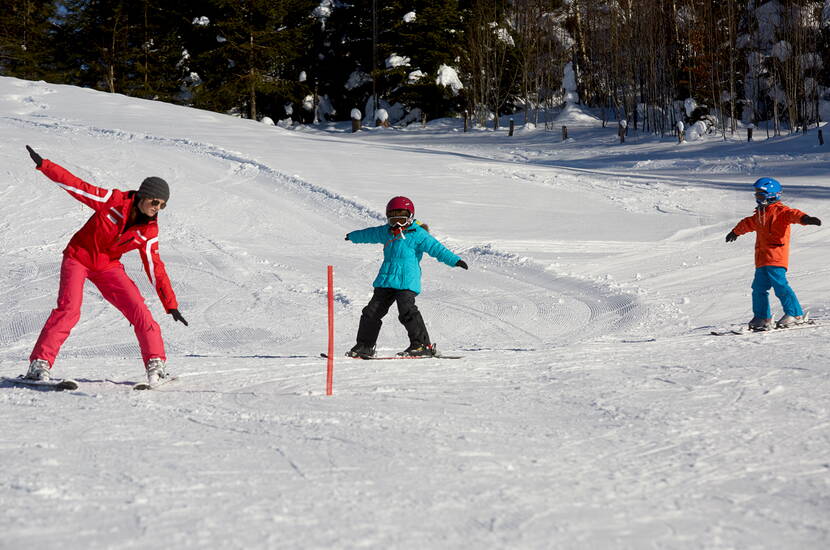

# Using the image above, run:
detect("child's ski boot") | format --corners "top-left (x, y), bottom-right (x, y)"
top-left (776, 312), bottom-right (809, 329)
top-left (397, 343), bottom-right (437, 357)
top-left (748, 317), bottom-right (772, 331)
top-left (346, 343), bottom-right (376, 359)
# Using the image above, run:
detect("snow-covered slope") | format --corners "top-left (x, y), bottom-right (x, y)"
top-left (1, 77), bottom-right (828, 549)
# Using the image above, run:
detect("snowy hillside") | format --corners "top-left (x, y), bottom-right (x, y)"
top-left (1, 77), bottom-right (828, 549)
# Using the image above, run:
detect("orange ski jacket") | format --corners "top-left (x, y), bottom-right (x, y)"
top-left (731, 201), bottom-right (808, 269)
top-left (37, 159), bottom-right (178, 310)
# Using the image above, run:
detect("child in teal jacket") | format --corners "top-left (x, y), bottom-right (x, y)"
top-left (345, 196), bottom-right (468, 357)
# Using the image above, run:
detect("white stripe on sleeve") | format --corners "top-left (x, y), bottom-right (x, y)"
top-left (146, 237), bottom-right (159, 286)
top-left (57, 183), bottom-right (112, 202)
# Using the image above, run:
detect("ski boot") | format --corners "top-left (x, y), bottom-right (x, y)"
top-left (25, 359), bottom-right (51, 381)
top-left (145, 358), bottom-right (168, 385)
top-left (748, 317), bottom-right (772, 331)
top-left (346, 343), bottom-right (376, 359)
top-left (776, 312), bottom-right (808, 329)
top-left (397, 343), bottom-right (437, 357)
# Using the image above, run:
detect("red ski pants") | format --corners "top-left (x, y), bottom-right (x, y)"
top-left (30, 255), bottom-right (166, 367)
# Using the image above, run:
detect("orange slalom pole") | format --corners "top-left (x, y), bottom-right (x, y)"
top-left (326, 265), bottom-right (334, 395)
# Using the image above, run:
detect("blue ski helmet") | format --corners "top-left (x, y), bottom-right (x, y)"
top-left (753, 177), bottom-right (781, 205)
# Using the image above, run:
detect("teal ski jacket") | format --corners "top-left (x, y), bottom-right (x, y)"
top-left (347, 222), bottom-right (461, 294)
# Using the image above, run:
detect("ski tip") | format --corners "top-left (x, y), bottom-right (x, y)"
top-left (133, 375), bottom-right (178, 391)
top-left (56, 379), bottom-right (80, 390)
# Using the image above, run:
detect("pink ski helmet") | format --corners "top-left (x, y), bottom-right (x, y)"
top-left (386, 196), bottom-right (414, 216)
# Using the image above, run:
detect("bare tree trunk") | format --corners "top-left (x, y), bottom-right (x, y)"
top-left (727, 0), bottom-right (737, 135)
top-left (571, 0), bottom-right (591, 102)
top-left (106, 9), bottom-right (123, 93)
top-left (249, 32), bottom-right (256, 120)
top-left (142, 0), bottom-right (151, 95)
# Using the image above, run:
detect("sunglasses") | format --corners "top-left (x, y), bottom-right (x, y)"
top-left (387, 215), bottom-right (411, 227)
top-left (147, 198), bottom-right (167, 210)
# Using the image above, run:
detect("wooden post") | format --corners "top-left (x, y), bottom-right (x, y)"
top-left (562, 125), bottom-right (568, 141)
top-left (350, 108), bottom-right (361, 132)
top-left (747, 127), bottom-right (753, 142)
top-left (463, 110), bottom-right (468, 132)
top-left (508, 118), bottom-right (514, 137)
top-left (421, 112), bottom-right (427, 128)
top-left (819, 129), bottom-right (824, 146)
top-left (618, 120), bottom-right (627, 143)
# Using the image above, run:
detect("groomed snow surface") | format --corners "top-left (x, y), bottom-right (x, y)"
top-left (1, 77), bottom-right (828, 549)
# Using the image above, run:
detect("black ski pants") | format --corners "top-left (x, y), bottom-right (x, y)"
top-left (356, 287), bottom-right (430, 348)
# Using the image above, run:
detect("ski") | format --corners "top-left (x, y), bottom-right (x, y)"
top-left (321, 353), bottom-right (463, 360)
top-left (710, 328), bottom-right (746, 336)
top-left (710, 320), bottom-right (822, 336)
top-left (1, 376), bottom-right (79, 391)
top-left (133, 375), bottom-right (178, 391)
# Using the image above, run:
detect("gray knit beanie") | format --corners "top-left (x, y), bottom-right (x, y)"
top-left (138, 176), bottom-right (170, 202)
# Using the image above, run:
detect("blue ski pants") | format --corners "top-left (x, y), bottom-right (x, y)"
top-left (751, 266), bottom-right (803, 319)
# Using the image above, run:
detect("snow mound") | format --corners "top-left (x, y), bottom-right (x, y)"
top-left (553, 103), bottom-right (600, 125)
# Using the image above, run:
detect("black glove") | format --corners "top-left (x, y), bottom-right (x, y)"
top-left (168, 309), bottom-right (188, 326)
top-left (345, 234), bottom-right (350, 241)
top-left (455, 259), bottom-right (468, 270)
top-left (801, 215), bottom-right (822, 226)
top-left (26, 145), bottom-right (43, 168)
top-left (725, 231), bottom-right (738, 242)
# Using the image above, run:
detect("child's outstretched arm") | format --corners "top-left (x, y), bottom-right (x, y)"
top-left (420, 233), bottom-right (464, 268)
top-left (345, 225), bottom-right (389, 244)
top-left (726, 215), bottom-right (758, 242)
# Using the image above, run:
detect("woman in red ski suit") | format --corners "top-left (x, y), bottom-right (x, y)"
top-left (23, 146), bottom-right (187, 384)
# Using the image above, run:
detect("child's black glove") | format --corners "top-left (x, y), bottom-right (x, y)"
top-left (345, 234), bottom-right (350, 241)
top-left (801, 215), bottom-right (822, 226)
top-left (455, 260), bottom-right (468, 270)
top-left (168, 309), bottom-right (189, 326)
top-left (26, 145), bottom-right (43, 168)
top-left (725, 231), bottom-right (738, 242)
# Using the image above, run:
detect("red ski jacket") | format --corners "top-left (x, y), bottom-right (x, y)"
top-left (731, 201), bottom-right (808, 269)
top-left (37, 159), bottom-right (178, 310)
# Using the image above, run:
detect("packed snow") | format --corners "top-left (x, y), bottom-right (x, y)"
top-left (1, 77), bottom-right (828, 549)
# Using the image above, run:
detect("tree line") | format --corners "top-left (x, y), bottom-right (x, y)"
top-left (1, 0), bottom-right (826, 134)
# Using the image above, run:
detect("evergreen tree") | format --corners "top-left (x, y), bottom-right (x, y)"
top-left (54, 0), bottom-right (136, 93)
top-left (308, 0), bottom-right (465, 124)
top-left (0, 0), bottom-right (58, 81)
top-left (394, 0), bottom-right (465, 120)
top-left (43, 1), bottom-right (193, 99)
top-left (127, 0), bottom-right (194, 102)
top-left (309, 0), bottom-right (380, 122)
top-left (189, 0), bottom-right (316, 120)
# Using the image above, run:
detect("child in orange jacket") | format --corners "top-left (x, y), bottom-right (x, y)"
top-left (725, 177), bottom-right (821, 330)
